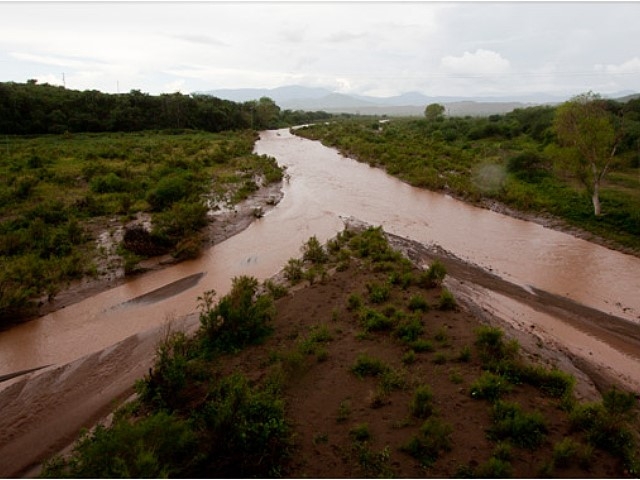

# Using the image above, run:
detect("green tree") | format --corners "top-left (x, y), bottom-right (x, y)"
top-left (424, 103), bottom-right (445, 121)
top-left (553, 92), bottom-right (622, 216)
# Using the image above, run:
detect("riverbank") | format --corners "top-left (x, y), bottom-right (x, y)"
top-left (2, 218), bottom-right (638, 477)
top-left (32, 224), bottom-right (639, 478)
top-left (23, 180), bottom-right (284, 323)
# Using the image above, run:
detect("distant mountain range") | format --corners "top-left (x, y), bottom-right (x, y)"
top-left (197, 85), bottom-right (638, 116)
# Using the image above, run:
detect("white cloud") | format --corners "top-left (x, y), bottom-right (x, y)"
top-left (595, 57), bottom-right (640, 75)
top-left (0, 2), bottom-right (639, 98)
top-left (440, 49), bottom-right (511, 77)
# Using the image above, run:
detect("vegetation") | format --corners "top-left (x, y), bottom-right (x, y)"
top-left (40, 227), bottom-right (640, 477)
top-left (0, 128), bottom-right (284, 322)
top-left (294, 95), bottom-right (640, 251)
top-left (553, 91), bottom-right (624, 216)
top-left (0, 80), bottom-right (332, 134)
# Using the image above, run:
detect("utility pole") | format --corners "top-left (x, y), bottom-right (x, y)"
top-left (62, 72), bottom-right (66, 88)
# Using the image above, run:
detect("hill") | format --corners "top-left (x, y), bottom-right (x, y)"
top-left (41, 226), bottom-right (639, 478)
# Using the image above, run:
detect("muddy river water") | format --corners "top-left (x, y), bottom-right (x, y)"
top-left (1, 128), bottom-right (640, 385)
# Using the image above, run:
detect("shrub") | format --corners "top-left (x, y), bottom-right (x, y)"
top-left (521, 365), bottom-right (575, 399)
top-left (197, 373), bottom-right (290, 477)
top-left (474, 326), bottom-right (519, 366)
top-left (410, 385), bottom-right (435, 419)
top-left (474, 457), bottom-right (513, 478)
top-left (408, 295), bottom-right (429, 312)
top-left (337, 400), bottom-right (352, 423)
top-left (146, 173), bottom-right (191, 211)
top-left (302, 235), bottom-right (328, 264)
top-left (410, 338), bottom-right (435, 353)
top-left (393, 315), bottom-right (424, 343)
top-left (347, 293), bottom-right (363, 311)
top-left (359, 307), bottom-right (394, 332)
top-left (470, 371), bottom-right (512, 402)
top-left (437, 288), bottom-right (457, 310)
top-left (489, 401), bottom-right (547, 449)
top-left (199, 276), bottom-right (274, 353)
top-left (351, 353), bottom-right (390, 378)
top-left (418, 260), bottom-right (447, 288)
top-left (401, 417), bottom-right (452, 466)
top-left (570, 387), bottom-right (638, 469)
top-left (350, 423), bottom-right (372, 442)
top-left (283, 258), bottom-right (304, 284)
top-left (41, 411), bottom-right (197, 478)
top-left (366, 281), bottom-right (390, 304)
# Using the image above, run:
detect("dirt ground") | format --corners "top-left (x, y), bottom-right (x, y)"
top-left (220, 239), bottom-right (631, 478)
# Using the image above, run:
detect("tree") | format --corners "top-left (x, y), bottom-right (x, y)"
top-left (424, 103), bottom-right (445, 121)
top-left (553, 92), bottom-right (622, 216)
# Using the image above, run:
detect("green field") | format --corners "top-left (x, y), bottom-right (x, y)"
top-left (0, 129), bottom-right (283, 322)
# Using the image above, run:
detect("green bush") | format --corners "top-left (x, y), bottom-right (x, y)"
top-left (521, 365), bottom-right (575, 399)
top-left (359, 307), bottom-right (394, 332)
top-left (197, 373), bottom-right (290, 477)
top-left (419, 260), bottom-right (447, 288)
top-left (283, 258), bottom-right (304, 284)
top-left (569, 387), bottom-right (638, 470)
top-left (146, 173), bottom-right (191, 211)
top-left (366, 281), bottom-right (391, 304)
top-left (351, 353), bottom-right (390, 378)
top-left (408, 295), bottom-right (429, 312)
top-left (199, 276), bottom-right (275, 354)
top-left (393, 315), bottom-right (424, 343)
top-left (437, 288), bottom-right (457, 310)
top-left (470, 371), bottom-right (512, 402)
top-left (41, 411), bottom-right (197, 478)
top-left (410, 385), bottom-right (435, 419)
top-left (474, 457), bottom-right (513, 478)
top-left (401, 417), bottom-right (452, 466)
top-left (302, 235), bottom-right (328, 264)
top-left (489, 401), bottom-right (547, 449)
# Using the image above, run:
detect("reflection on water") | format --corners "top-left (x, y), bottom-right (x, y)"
top-left (1, 128), bottom-right (639, 375)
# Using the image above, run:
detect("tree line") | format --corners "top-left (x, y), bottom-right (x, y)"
top-left (0, 80), bottom-right (332, 135)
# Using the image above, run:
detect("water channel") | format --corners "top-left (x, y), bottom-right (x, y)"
top-left (1, 128), bottom-right (639, 384)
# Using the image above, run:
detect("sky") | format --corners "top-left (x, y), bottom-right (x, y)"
top-left (1, 1), bottom-right (639, 100)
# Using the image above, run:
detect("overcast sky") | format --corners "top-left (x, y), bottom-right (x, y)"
top-left (1, 1), bottom-right (639, 99)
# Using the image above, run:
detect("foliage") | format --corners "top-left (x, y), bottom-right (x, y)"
top-left (553, 91), bottom-right (622, 215)
top-left (418, 260), bottom-right (448, 288)
top-left (0, 129), bottom-right (285, 322)
top-left (437, 288), bottom-right (457, 310)
top-left (199, 276), bottom-right (275, 354)
top-left (488, 400), bottom-right (548, 449)
top-left (0, 80), bottom-right (332, 135)
top-left (470, 371), bottom-right (512, 402)
top-left (569, 387), bottom-right (638, 471)
top-left (410, 384), bottom-right (435, 419)
top-left (401, 417), bottom-right (453, 467)
top-left (302, 235), bottom-right (329, 264)
top-left (41, 411), bottom-right (198, 478)
top-left (351, 353), bottom-right (390, 378)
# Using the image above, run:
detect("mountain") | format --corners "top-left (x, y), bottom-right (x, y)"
top-left (197, 85), bottom-right (638, 116)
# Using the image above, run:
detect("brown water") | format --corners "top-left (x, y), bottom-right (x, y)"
top-left (1, 128), bottom-right (639, 383)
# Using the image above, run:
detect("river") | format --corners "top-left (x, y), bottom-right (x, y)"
top-left (1, 127), bottom-right (639, 380)
top-left (3, 127), bottom-right (640, 477)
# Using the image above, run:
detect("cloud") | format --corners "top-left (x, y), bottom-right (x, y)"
top-left (440, 49), bottom-right (511, 77)
top-left (9, 52), bottom-right (97, 69)
top-left (595, 57), bottom-right (640, 75)
top-left (167, 33), bottom-right (227, 47)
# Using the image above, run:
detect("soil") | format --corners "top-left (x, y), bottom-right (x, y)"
top-left (217, 230), bottom-right (632, 478)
